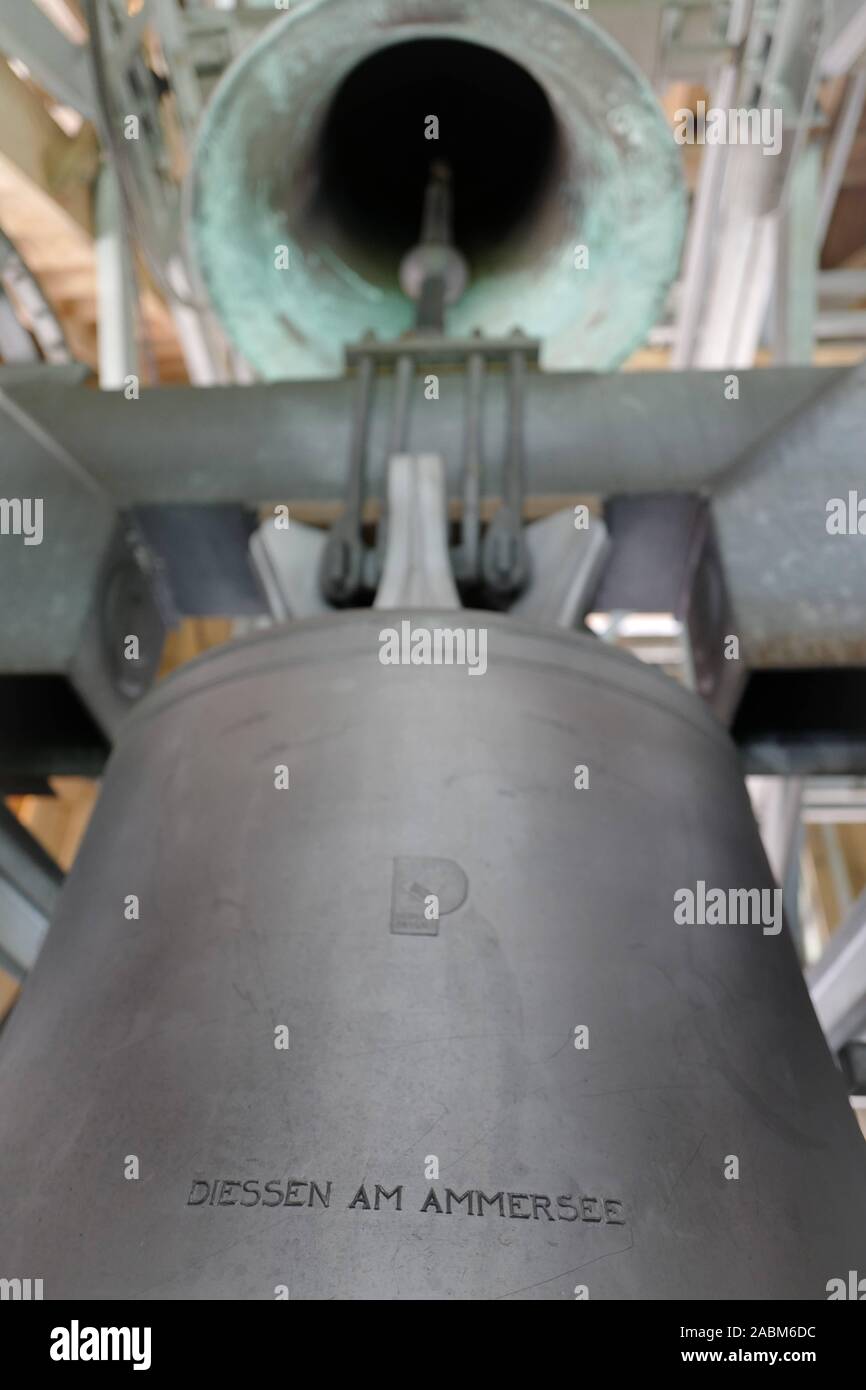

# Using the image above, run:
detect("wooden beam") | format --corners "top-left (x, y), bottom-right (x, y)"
top-left (0, 63), bottom-right (189, 381)
top-left (0, 966), bottom-right (19, 1025)
top-left (0, 59), bottom-right (96, 239)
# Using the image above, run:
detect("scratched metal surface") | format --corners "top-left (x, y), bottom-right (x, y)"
top-left (0, 615), bottom-right (864, 1298)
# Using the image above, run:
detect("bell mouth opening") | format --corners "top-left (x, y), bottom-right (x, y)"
top-left (311, 37), bottom-right (564, 280)
top-left (190, 0), bottom-right (686, 377)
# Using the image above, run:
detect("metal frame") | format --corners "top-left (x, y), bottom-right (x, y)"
top-left (0, 0), bottom-right (96, 119)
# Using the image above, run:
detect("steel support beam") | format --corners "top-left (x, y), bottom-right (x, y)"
top-left (0, 804), bottom-right (62, 981)
top-left (0, 364), bottom-right (851, 506)
top-left (773, 141), bottom-right (821, 363)
top-left (733, 670), bottom-right (866, 775)
top-left (692, 0), bottom-right (827, 367)
top-left (822, 0), bottom-right (866, 77)
top-left (0, 288), bottom-right (39, 364)
top-left (0, 0), bottom-right (96, 119)
top-left (1, 361), bottom-right (865, 671)
top-left (671, 0), bottom-right (754, 368)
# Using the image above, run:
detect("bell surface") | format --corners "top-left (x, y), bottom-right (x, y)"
top-left (0, 614), bottom-right (863, 1300)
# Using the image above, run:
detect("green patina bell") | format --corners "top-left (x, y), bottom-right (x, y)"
top-left (188, 0), bottom-right (686, 379)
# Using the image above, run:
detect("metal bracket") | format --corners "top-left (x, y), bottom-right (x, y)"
top-left (374, 455), bottom-right (460, 610)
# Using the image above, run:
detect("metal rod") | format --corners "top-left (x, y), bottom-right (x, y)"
top-left (504, 347), bottom-right (527, 518)
top-left (817, 71), bottom-right (866, 247)
top-left (461, 349), bottom-right (485, 579)
top-left (347, 353), bottom-right (375, 521)
top-left (319, 352), bottom-right (375, 603)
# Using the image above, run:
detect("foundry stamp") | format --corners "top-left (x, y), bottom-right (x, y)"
top-left (186, 1177), bottom-right (626, 1224)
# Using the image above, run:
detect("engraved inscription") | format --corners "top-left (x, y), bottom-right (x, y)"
top-left (186, 1176), bottom-right (626, 1225)
top-left (390, 857), bottom-right (468, 935)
